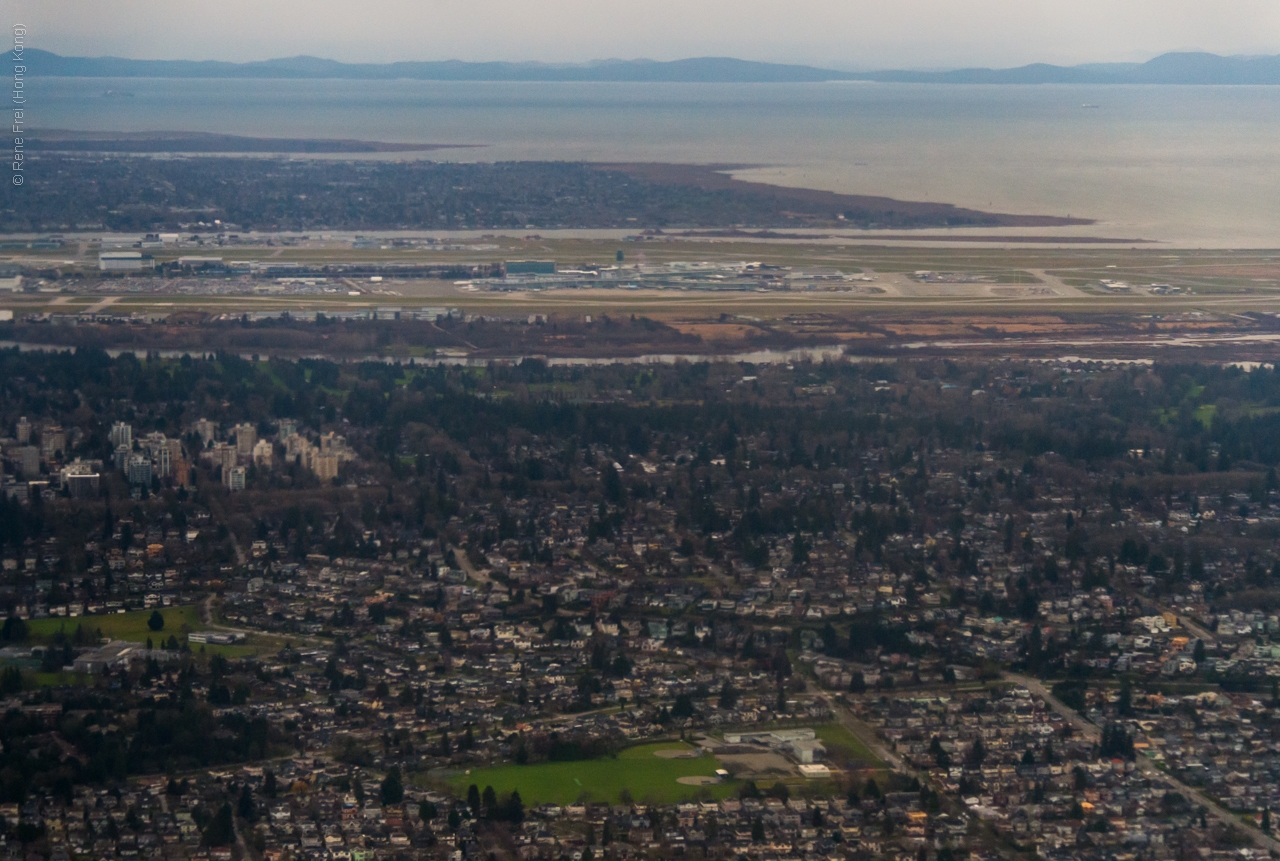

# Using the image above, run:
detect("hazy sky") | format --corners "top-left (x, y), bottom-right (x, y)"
top-left (13, 0), bottom-right (1280, 69)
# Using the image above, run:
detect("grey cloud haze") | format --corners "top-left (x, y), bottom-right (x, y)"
top-left (11, 0), bottom-right (1280, 69)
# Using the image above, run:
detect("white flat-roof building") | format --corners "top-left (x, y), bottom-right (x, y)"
top-left (177, 256), bottom-right (223, 269)
top-left (98, 251), bottom-right (155, 272)
top-left (72, 640), bottom-right (139, 674)
top-left (188, 631), bottom-right (245, 645)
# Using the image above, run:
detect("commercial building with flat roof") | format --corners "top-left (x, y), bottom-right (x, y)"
top-left (505, 260), bottom-right (556, 275)
top-left (98, 252), bottom-right (155, 272)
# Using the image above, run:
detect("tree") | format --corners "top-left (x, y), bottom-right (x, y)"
top-left (1193, 639), bottom-right (1206, 663)
top-left (1117, 680), bottom-right (1134, 717)
top-left (481, 785), bottom-right (498, 818)
top-left (1189, 547), bottom-right (1205, 580)
top-left (1099, 724), bottom-right (1135, 760)
top-left (210, 653), bottom-right (230, 678)
top-left (504, 790), bottom-right (524, 824)
top-left (929, 736), bottom-right (951, 768)
top-left (147, 610), bottom-right (165, 631)
top-left (202, 803), bottom-right (235, 847)
top-left (0, 666), bottom-right (23, 695)
top-left (610, 653), bottom-right (632, 677)
top-left (381, 766), bottom-right (404, 805)
top-left (467, 784), bottom-right (481, 816)
top-left (791, 533), bottom-right (809, 565)
top-left (718, 680), bottom-right (738, 710)
top-left (751, 816), bottom-right (765, 842)
top-left (238, 785), bottom-right (257, 822)
top-left (966, 737), bottom-right (986, 768)
top-left (419, 800), bottom-right (437, 821)
top-left (1, 617), bottom-right (28, 642)
top-left (447, 806), bottom-right (461, 831)
top-left (1052, 680), bottom-right (1087, 713)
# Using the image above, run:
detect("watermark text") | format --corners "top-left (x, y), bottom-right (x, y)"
top-left (12, 24), bottom-right (25, 185)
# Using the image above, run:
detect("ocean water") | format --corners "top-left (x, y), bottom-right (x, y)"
top-left (27, 76), bottom-right (1280, 247)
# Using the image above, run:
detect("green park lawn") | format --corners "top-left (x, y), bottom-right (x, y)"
top-left (815, 723), bottom-right (884, 769)
top-left (32, 671), bottom-right (94, 687)
top-left (25, 605), bottom-right (208, 644)
top-left (447, 741), bottom-right (737, 806)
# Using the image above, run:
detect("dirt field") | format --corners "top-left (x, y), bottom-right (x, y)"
top-left (668, 323), bottom-right (767, 341)
top-left (717, 752), bottom-right (797, 777)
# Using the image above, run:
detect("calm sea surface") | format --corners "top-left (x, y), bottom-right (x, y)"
top-left (28, 77), bottom-right (1280, 247)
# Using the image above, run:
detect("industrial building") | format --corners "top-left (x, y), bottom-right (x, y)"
top-left (505, 260), bottom-right (556, 275)
top-left (98, 251), bottom-right (155, 272)
top-left (71, 640), bottom-right (140, 674)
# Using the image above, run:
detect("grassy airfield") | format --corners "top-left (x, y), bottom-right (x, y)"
top-left (5, 237), bottom-right (1280, 319)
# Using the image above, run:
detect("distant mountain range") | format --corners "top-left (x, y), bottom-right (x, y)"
top-left (26, 48), bottom-right (1280, 84)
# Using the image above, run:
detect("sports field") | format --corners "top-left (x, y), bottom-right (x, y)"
top-left (25, 605), bottom-right (207, 644)
top-left (448, 741), bottom-right (737, 806)
top-left (814, 723), bottom-right (884, 769)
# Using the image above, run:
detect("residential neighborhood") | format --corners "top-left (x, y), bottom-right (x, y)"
top-left (3, 347), bottom-right (1280, 861)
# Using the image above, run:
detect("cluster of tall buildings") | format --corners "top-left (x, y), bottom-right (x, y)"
top-left (2, 414), bottom-right (357, 500)
top-left (2, 415), bottom-right (66, 477)
top-left (195, 418), bottom-right (355, 490)
top-left (2, 416), bottom-right (76, 500)
top-left (283, 428), bottom-right (355, 481)
top-left (198, 421), bottom-right (254, 492)
top-left (109, 421), bottom-right (190, 491)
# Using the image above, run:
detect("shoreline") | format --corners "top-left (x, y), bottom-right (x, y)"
top-left (598, 162), bottom-right (1094, 228)
top-left (18, 142), bottom-right (1095, 232)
